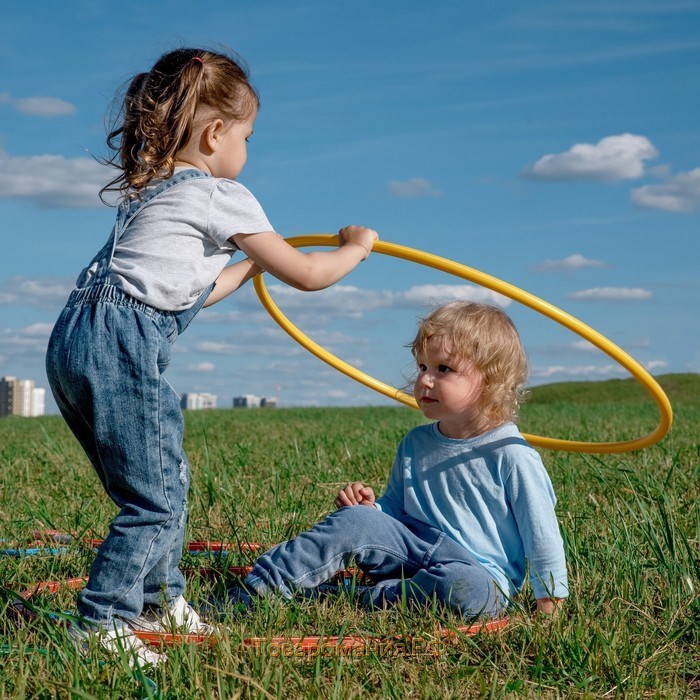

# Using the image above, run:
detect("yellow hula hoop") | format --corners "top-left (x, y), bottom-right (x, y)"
top-left (253, 235), bottom-right (673, 453)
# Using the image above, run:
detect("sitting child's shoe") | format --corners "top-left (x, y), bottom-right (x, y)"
top-left (68, 617), bottom-right (165, 669)
top-left (130, 595), bottom-right (214, 635)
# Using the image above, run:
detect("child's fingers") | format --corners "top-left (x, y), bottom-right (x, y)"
top-left (335, 484), bottom-right (359, 507)
top-left (350, 482), bottom-right (366, 500)
top-left (359, 487), bottom-right (376, 504)
top-left (335, 482), bottom-right (373, 508)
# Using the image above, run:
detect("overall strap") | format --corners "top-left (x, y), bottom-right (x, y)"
top-left (172, 280), bottom-right (215, 335)
top-left (119, 168), bottom-right (211, 233)
top-left (91, 169), bottom-right (212, 284)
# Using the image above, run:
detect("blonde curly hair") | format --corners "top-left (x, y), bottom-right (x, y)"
top-left (410, 301), bottom-right (529, 427)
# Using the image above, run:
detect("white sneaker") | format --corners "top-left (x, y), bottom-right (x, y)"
top-left (131, 595), bottom-right (214, 635)
top-left (68, 617), bottom-right (165, 668)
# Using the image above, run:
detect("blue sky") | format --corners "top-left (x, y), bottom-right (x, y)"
top-left (1, 1), bottom-right (698, 413)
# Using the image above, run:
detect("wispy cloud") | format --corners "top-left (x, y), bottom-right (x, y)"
top-left (533, 253), bottom-right (607, 272)
top-left (531, 363), bottom-right (625, 379)
top-left (255, 285), bottom-right (393, 317)
top-left (0, 322), bottom-right (53, 358)
top-left (522, 133), bottom-right (658, 182)
top-left (568, 340), bottom-right (597, 353)
top-left (0, 149), bottom-right (110, 208)
top-left (192, 337), bottom-right (305, 357)
top-left (387, 177), bottom-right (442, 198)
top-left (567, 287), bottom-right (653, 301)
top-left (535, 338), bottom-right (651, 356)
top-left (0, 92), bottom-right (76, 117)
top-left (496, 358), bottom-right (667, 381)
top-left (257, 283), bottom-right (510, 316)
top-left (631, 167), bottom-right (700, 211)
top-left (187, 362), bottom-right (216, 372)
top-left (645, 360), bottom-right (668, 372)
top-left (0, 277), bottom-right (74, 309)
top-left (397, 284), bottom-right (510, 308)
top-left (193, 341), bottom-right (244, 355)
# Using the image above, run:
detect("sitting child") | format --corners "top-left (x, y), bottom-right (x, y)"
top-left (233, 301), bottom-right (569, 618)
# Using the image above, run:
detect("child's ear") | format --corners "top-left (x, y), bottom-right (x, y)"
top-left (202, 119), bottom-right (225, 152)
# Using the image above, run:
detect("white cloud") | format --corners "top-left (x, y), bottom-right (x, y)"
top-left (17, 97), bottom-right (76, 117)
top-left (567, 287), bottom-right (652, 301)
top-left (263, 284), bottom-right (393, 315)
top-left (0, 92), bottom-right (76, 116)
top-left (645, 360), bottom-right (668, 372)
top-left (533, 253), bottom-right (606, 272)
top-left (259, 283), bottom-right (510, 318)
top-left (198, 308), bottom-right (248, 323)
top-left (569, 340), bottom-right (597, 353)
top-left (187, 362), bottom-right (215, 372)
top-left (387, 177), bottom-right (442, 198)
top-left (536, 338), bottom-right (650, 356)
top-left (22, 323), bottom-right (54, 337)
top-left (310, 330), bottom-right (369, 349)
top-left (533, 358), bottom-right (667, 380)
top-left (192, 337), bottom-right (304, 357)
top-left (326, 389), bottom-right (351, 399)
top-left (631, 167), bottom-right (700, 212)
top-left (0, 149), bottom-right (110, 208)
top-left (193, 341), bottom-right (242, 354)
top-left (397, 284), bottom-right (511, 308)
top-left (523, 133), bottom-right (658, 182)
top-left (0, 277), bottom-right (74, 309)
top-left (531, 363), bottom-right (624, 379)
top-left (0, 323), bottom-right (54, 358)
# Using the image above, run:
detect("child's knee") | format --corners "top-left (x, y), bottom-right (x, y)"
top-left (328, 504), bottom-right (384, 531)
top-left (314, 505), bottom-right (385, 548)
top-left (442, 575), bottom-right (501, 617)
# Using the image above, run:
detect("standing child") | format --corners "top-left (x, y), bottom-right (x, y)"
top-left (45, 47), bottom-right (377, 666)
top-left (233, 302), bottom-right (568, 618)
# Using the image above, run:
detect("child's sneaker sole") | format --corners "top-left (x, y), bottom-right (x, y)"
top-left (68, 617), bottom-right (165, 668)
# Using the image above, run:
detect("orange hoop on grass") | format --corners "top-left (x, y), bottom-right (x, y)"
top-left (15, 570), bottom-right (507, 648)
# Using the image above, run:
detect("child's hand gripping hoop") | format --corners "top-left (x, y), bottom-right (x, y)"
top-left (253, 235), bottom-right (673, 453)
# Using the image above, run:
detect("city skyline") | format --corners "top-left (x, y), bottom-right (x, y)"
top-left (0, 375), bottom-right (45, 417)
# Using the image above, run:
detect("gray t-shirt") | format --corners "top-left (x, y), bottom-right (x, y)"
top-left (105, 170), bottom-right (273, 310)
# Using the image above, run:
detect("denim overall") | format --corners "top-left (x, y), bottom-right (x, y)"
top-left (46, 169), bottom-right (214, 624)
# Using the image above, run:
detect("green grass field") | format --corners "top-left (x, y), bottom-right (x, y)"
top-left (1, 374), bottom-right (698, 698)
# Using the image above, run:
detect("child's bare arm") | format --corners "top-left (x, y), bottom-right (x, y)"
top-left (232, 226), bottom-right (377, 292)
top-left (203, 257), bottom-right (261, 307)
top-left (335, 482), bottom-right (376, 509)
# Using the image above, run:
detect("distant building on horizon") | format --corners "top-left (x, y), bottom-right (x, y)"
top-left (180, 392), bottom-right (217, 410)
top-left (233, 394), bottom-right (278, 408)
top-left (0, 376), bottom-right (46, 417)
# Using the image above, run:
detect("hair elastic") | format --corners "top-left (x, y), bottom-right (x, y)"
top-left (192, 56), bottom-right (203, 64)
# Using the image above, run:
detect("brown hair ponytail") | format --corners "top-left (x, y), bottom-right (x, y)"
top-left (100, 48), bottom-right (258, 201)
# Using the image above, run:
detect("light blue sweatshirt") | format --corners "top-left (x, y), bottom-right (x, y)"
top-left (375, 422), bottom-right (569, 600)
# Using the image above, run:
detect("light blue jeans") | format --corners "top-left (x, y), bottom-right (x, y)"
top-left (245, 506), bottom-right (507, 618)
